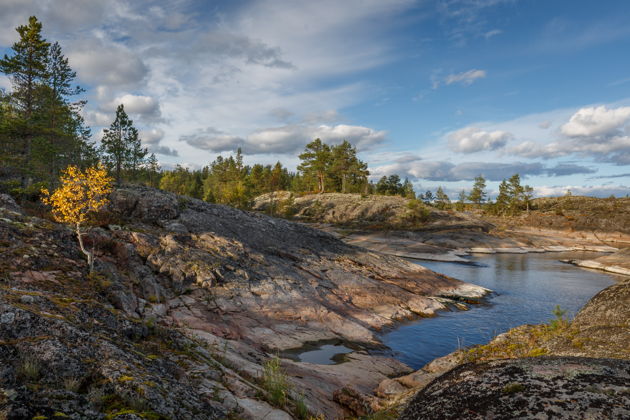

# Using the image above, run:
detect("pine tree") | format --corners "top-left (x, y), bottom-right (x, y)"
top-left (146, 153), bottom-right (160, 188)
top-left (523, 185), bottom-right (534, 212)
top-left (0, 16), bottom-right (50, 187)
top-left (402, 178), bottom-right (416, 199)
top-left (467, 175), bottom-right (487, 206)
top-left (41, 41), bottom-right (87, 185)
top-left (329, 140), bottom-right (369, 193)
top-left (507, 173), bottom-right (524, 215)
top-left (423, 190), bottom-right (434, 205)
top-left (101, 104), bottom-right (143, 184)
top-left (298, 138), bottom-right (331, 193)
top-left (456, 189), bottom-right (466, 211)
top-left (435, 186), bottom-right (451, 210)
top-left (494, 179), bottom-right (510, 215)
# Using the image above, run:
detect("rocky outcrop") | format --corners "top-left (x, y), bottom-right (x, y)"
top-left (252, 191), bottom-right (492, 231)
top-left (0, 185), bottom-right (489, 418)
top-left (564, 248), bottom-right (630, 276)
top-left (400, 357), bottom-right (630, 420)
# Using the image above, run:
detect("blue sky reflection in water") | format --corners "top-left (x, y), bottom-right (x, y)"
top-left (381, 252), bottom-right (619, 370)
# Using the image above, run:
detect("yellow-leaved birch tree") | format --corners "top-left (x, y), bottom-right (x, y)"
top-left (41, 164), bottom-right (113, 272)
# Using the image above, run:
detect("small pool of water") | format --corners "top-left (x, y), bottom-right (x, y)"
top-left (381, 251), bottom-right (619, 370)
top-left (282, 340), bottom-right (354, 365)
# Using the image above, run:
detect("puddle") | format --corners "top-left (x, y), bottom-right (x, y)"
top-left (282, 340), bottom-right (355, 365)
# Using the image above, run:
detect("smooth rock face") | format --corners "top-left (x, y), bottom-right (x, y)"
top-left (0, 185), bottom-right (492, 418)
top-left (400, 357), bottom-right (630, 420)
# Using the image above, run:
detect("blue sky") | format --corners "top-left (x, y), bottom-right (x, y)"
top-left (1, 0), bottom-right (629, 197)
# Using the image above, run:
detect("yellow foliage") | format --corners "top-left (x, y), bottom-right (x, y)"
top-left (41, 165), bottom-right (113, 226)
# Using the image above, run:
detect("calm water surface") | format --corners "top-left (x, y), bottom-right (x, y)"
top-left (381, 251), bottom-right (619, 370)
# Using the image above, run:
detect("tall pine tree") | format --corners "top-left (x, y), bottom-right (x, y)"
top-left (298, 138), bottom-right (331, 193)
top-left (101, 104), bottom-right (145, 184)
top-left (0, 16), bottom-right (50, 187)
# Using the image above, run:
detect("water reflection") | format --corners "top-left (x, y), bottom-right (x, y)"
top-left (381, 251), bottom-right (618, 370)
top-left (282, 340), bottom-right (354, 365)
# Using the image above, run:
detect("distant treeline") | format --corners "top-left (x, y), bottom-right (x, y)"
top-left (154, 141), bottom-right (417, 209)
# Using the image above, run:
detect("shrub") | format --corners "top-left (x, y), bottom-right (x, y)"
top-left (261, 356), bottom-right (290, 407)
top-left (17, 357), bottom-right (41, 381)
top-left (404, 199), bottom-right (431, 225)
top-left (549, 305), bottom-right (568, 331)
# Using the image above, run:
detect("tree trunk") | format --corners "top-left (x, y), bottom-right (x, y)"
top-left (76, 223), bottom-right (94, 272)
top-left (318, 172), bottom-right (325, 194)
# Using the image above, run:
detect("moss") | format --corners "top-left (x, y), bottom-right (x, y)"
top-left (526, 347), bottom-right (547, 357)
top-left (117, 375), bottom-right (134, 383)
top-left (502, 382), bottom-right (525, 393)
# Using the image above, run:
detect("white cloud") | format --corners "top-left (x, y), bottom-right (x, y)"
top-left (83, 110), bottom-right (112, 127)
top-left (535, 184), bottom-right (629, 198)
top-left (141, 128), bottom-right (165, 145)
top-left (538, 120), bottom-right (552, 129)
top-left (0, 75), bottom-right (11, 90)
top-left (484, 29), bottom-right (502, 39)
top-left (181, 123), bottom-right (386, 155)
top-left (102, 94), bottom-right (162, 120)
top-left (447, 126), bottom-right (512, 153)
top-left (437, 69), bottom-right (486, 88)
top-left (561, 105), bottom-right (630, 137)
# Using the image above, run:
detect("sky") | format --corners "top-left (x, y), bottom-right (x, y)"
top-left (1, 0), bottom-right (630, 198)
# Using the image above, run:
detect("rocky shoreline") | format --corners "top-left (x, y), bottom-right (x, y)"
top-left (1, 188), bottom-right (627, 419)
top-left (0, 188), bottom-right (491, 419)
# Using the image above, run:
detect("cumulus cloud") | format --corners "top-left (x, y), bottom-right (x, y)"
top-left (509, 105), bottom-right (630, 165)
top-left (447, 126), bottom-right (512, 153)
top-left (181, 123), bottom-right (386, 155)
top-left (561, 105), bottom-right (630, 137)
top-left (102, 94), bottom-right (162, 121)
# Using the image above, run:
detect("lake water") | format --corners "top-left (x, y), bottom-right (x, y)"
top-left (381, 251), bottom-right (619, 370)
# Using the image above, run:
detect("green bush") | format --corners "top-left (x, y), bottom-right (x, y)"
top-left (404, 199), bottom-right (431, 225)
top-left (261, 357), bottom-right (290, 407)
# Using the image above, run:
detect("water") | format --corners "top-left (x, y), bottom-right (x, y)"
top-left (282, 340), bottom-right (355, 365)
top-left (381, 251), bottom-right (619, 370)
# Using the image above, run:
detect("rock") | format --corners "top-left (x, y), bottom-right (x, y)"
top-left (400, 357), bottom-right (630, 420)
top-left (19, 295), bottom-right (35, 304)
top-left (0, 194), bottom-right (21, 213)
top-left (0, 185), bottom-right (494, 418)
top-left (333, 386), bottom-right (377, 417)
top-left (565, 248), bottom-right (630, 276)
top-left (374, 378), bottom-right (407, 397)
top-left (236, 398), bottom-right (293, 420)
